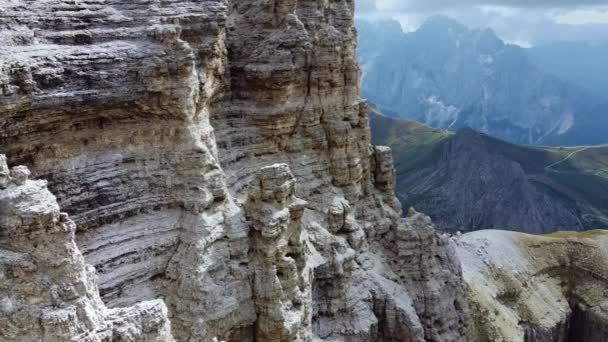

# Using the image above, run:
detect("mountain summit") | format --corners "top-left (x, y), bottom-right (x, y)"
top-left (358, 16), bottom-right (606, 146)
top-left (370, 108), bottom-right (608, 233)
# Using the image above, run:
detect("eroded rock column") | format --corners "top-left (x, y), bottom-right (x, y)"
top-left (246, 164), bottom-right (311, 341)
top-left (0, 155), bottom-right (174, 341)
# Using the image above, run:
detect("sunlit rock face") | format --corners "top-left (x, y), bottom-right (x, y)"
top-left (0, 1), bottom-right (471, 341)
top-left (0, 159), bottom-right (174, 341)
top-left (456, 230), bottom-right (608, 342)
top-left (245, 164), bottom-right (311, 341)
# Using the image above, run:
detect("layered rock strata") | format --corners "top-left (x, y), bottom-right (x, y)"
top-left (0, 1), bottom-right (470, 341)
top-left (456, 230), bottom-right (608, 341)
top-left (246, 164), bottom-right (310, 341)
top-left (0, 159), bottom-right (173, 341)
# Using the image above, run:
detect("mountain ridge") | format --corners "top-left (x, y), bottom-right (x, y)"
top-left (358, 16), bottom-right (606, 146)
top-left (527, 41), bottom-right (608, 99)
top-left (370, 107), bottom-right (608, 233)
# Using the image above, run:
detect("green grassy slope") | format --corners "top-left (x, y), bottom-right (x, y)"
top-left (369, 106), bottom-right (608, 232)
top-left (369, 104), bottom-right (452, 176)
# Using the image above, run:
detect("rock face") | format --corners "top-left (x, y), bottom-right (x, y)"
top-left (455, 230), bottom-right (608, 342)
top-left (0, 160), bottom-right (174, 341)
top-left (246, 164), bottom-right (310, 341)
top-left (0, 1), bottom-right (470, 341)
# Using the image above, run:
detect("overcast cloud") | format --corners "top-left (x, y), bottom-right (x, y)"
top-left (356, 0), bottom-right (608, 46)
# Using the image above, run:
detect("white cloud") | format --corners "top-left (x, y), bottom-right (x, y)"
top-left (357, 0), bottom-right (608, 13)
top-left (355, 0), bottom-right (608, 45)
top-left (478, 5), bottom-right (518, 17)
top-left (556, 9), bottom-right (608, 25)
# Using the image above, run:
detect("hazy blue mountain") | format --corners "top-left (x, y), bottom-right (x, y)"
top-left (527, 41), bottom-right (608, 100)
top-left (369, 106), bottom-right (608, 233)
top-left (358, 16), bottom-right (606, 146)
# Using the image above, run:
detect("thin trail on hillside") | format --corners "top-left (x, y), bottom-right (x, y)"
top-left (545, 147), bottom-right (590, 172)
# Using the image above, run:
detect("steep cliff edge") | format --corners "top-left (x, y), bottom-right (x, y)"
top-left (456, 230), bottom-right (608, 341)
top-left (0, 159), bottom-right (174, 341)
top-left (0, 1), bottom-right (470, 341)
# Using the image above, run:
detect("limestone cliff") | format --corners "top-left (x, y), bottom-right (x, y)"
top-left (456, 230), bottom-right (608, 341)
top-left (0, 160), bottom-right (173, 341)
top-left (0, 1), bottom-right (470, 341)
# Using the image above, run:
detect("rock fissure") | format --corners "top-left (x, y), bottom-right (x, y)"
top-left (0, 1), bottom-right (473, 341)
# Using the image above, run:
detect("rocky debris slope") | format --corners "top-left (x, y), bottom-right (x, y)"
top-left (455, 230), bottom-right (608, 341)
top-left (0, 1), bottom-right (470, 341)
top-left (0, 158), bottom-right (173, 341)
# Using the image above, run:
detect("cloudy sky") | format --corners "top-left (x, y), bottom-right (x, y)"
top-left (356, 0), bottom-right (608, 46)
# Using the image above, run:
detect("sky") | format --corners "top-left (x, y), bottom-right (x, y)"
top-left (356, 0), bottom-right (608, 47)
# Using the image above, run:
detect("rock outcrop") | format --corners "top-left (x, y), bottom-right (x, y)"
top-left (455, 230), bottom-right (608, 341)
top-left (0, 1), bottom-right (470, 341)
top-left (0, 159), bottom-right (173, 341)
top-left (246, 164), bottom-right (310, 341)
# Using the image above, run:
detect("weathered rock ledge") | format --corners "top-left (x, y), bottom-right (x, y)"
top-left (3, 2), bottom-right (607, 341)
top-left (0, 1), bottom-right (470, 341)
top-left (0, 159), bottom-right (174, 341)
top-left (456, 230), bottom-right (608, 341)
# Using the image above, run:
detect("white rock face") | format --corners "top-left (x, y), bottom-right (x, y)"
top-left (455, 230), bottom-right (608, 341)
top-left (246, 164), bottom-right (311, 341)
top-left (0, 155), bottom-right (9, 189)
top-left (0, 1), bottom-right (471, 341)
top-left (0, 159), bottom-right (174, 341)
top-left (8, 165), bottom-right (30, 185)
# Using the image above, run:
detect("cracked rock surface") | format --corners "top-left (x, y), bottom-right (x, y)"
top-left (1, 1), bottom-right (471, 341)
top-left (0, 160), bottom-right (174, 341)
top-left (456, 230), bottom-right (608, 342)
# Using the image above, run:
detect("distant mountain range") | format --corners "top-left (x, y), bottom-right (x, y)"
top-left (369, 105), bottom-right (608, 233)
top-left (527, 41), bottom-right (608, 99)
top-left (358, 16), bottom-right (608, 146)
